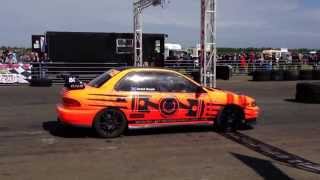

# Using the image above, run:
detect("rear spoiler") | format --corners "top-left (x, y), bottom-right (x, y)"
top-left (57, 74), bottom-right (85, 90)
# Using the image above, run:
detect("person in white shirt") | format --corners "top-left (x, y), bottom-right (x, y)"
top-left (5, 53), bottom-right (17, 64)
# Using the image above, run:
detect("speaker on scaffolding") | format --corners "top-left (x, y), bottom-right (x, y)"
top-left (217, 65), bottom-right (232, 80)
top-left (29, 63), bottom-right (52, 87)
top-left (191, 65), bottom-right (232, 83)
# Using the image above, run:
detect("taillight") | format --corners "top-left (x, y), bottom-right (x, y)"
top-left (63, 97), bottom-right (81, 107)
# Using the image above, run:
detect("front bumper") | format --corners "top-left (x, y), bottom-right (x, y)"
top-left (244, 106), bottom-right (260, 120)
top-left (56, 104), bottom-right (98, 127)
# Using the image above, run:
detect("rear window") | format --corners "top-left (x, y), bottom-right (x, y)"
top-left (88, 69), bottom-right (120, 88)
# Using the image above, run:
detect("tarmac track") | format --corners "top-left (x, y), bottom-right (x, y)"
top-left (0, 76), bottom-right (320, 180)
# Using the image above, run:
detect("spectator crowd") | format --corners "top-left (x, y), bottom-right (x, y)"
top-left (217, 51), bottom-right (320, 73)
top-left (0, 48), bottom-right (48, 64)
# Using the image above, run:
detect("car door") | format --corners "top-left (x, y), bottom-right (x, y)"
top-left (115, 71), bottom-right (163, 123)
top-left (157, 72), bottom-right (210, 122)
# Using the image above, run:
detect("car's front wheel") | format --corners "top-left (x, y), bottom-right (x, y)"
top-left (215, 106), bottom-right (243, 132)
top-left (93, 108), bottom-right (127, 138)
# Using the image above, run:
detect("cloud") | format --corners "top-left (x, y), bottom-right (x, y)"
top-left (0, 0), bottom-right (319, 48)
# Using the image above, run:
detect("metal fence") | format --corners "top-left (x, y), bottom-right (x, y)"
top-left (31, 62), bottom-right (127, 83)
top-left (164, 59), bottom-right (199, 75)
top-left (30, 60), bottom-right (319, 83)
top-left (164, 59), bottom-right (320, 75)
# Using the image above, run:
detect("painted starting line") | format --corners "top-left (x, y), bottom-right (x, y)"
top-left (221, 131), bottom-right (320, 174)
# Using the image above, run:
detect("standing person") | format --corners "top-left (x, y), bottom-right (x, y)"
top-left (240, 53), bottom-right (247, 73)
top-left (34, 52), bottom-right (40, 62)
top-left (43, 53), bottom-right (49, 61)
top-left (30, 52), bottom-right (35, 62)
top-left (249, 51), bottom-right (255, 72)
top-left (233, 53), bottom-right (238, 72)
top-left (287, 54), bottom-right (293, 64)
top-left (39, 53), bottom-right (48, 62)
top-left (298, 53), bottom-right (304, 65)
top-left (0, 50), bottom-right (4, 63)
top-left (5, 53), bottom-right (17, 64)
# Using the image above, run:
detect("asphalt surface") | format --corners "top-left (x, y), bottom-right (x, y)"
top-left (0, 76), bottom-right (320, 180)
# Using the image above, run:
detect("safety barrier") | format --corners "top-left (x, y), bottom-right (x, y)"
top-left (0, 63), bottom-right (31, 84)
top-left (164, 59), bottom-right (199, 75)
top-left (31, 62), bottom-right (127, 83)
top-left (5, 60), bottom-right (318, 85)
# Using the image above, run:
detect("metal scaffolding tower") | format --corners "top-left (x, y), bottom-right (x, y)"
top-left (133, 0), bottom-right (217, 87)
top-left (200, 0), bottom-right (217, 88)
top-left (133, 0), bottom-right (164, 67)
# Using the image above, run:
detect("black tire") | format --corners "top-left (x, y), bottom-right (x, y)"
top-left (252, 71), bottom-right (271, 81)
top-left (296, 83), bottom-right (320, 103)
top-left (313, 70), bottom-right (320, 80)
top-left (215, 106), bottom-right (243, 132)
top-left (299, 70), bottom-right (313, 80)
top-left (93, 108), bottom-right (127, 138)
top-left (284, 70), bottom-right (299, 81)
top-left (29, 78), bottom-right (52, 87)
top-left (271, 70), bottom-right (284, 81)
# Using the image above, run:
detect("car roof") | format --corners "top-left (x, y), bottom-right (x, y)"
top-left (118, 67), bottom-right (180, 73)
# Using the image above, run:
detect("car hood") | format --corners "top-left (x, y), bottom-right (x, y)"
top-left (204, 87), bottom-right (256, 107)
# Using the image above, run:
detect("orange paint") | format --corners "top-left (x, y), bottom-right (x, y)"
top-left (56, 68), bottom-right (260, 128)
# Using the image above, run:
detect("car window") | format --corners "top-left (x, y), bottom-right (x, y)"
top-left (88, 69), bottom-right (120, 88)
top-left (157, 72), bottom-right (198, 93)
top-left (116, 71), bottom-right (199, 93)
top-left (116, 72), bottom-right (159, 92)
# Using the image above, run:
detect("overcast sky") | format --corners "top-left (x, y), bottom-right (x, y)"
top-left (0, 0), bottom-right (320, 48)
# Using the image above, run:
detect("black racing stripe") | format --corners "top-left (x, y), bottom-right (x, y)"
top-left (88, 105), bottom-right (128, 109)
top-left (116, 98), bottom-right (127, 102)
top-left (131, 96), bottom-right (135, 112)
top-left (88, 94), bottom-right (128, 97)
top-left (87, 99), bottom-right (127, 103)
top-left (148, 101), bottom-right (159, 109)
top-left (179, 102), bottom-right (189, 109)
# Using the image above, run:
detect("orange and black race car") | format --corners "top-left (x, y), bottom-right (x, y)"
top-left (57, 68), bottom-right (259, 138)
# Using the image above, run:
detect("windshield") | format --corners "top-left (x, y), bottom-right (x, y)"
top-left (87, 69), bottom-right (120, 88)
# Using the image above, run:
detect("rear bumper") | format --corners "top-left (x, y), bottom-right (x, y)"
top-left (56, 104), bottom-right (98, 127)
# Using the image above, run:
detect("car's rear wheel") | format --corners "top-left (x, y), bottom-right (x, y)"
top-left (215, 106), bottom-right (243, 132)
top-left (93, 109), bottom-right (127, 138)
